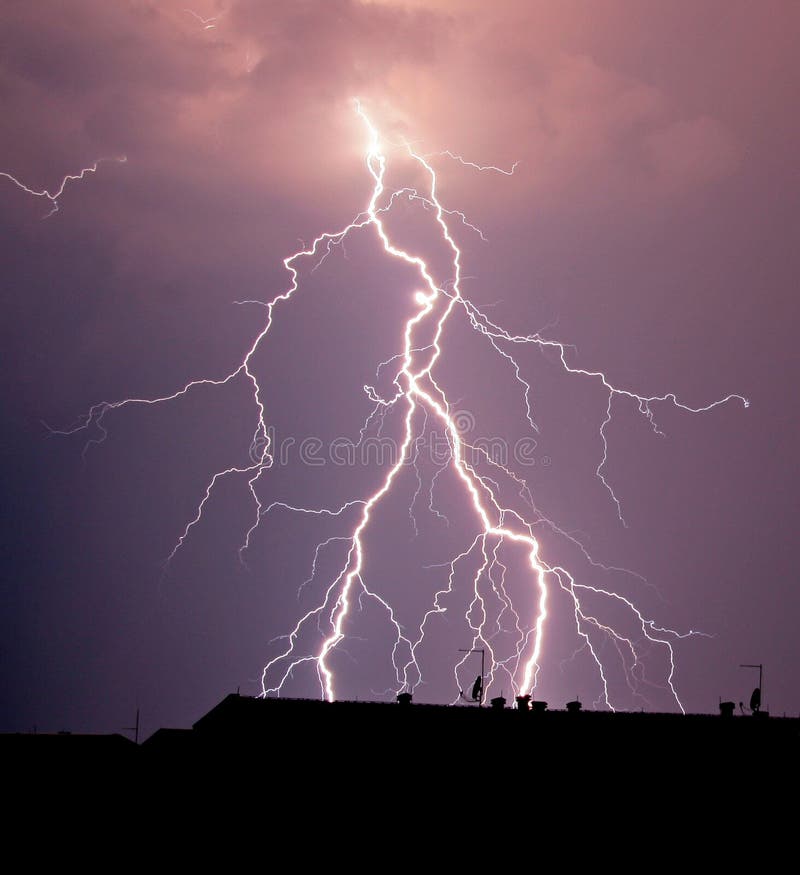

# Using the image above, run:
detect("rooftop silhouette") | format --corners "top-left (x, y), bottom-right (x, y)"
top-left (4, 694), bottom-right (798, 775)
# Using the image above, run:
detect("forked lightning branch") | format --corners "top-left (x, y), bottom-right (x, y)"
top-left (5, 102), bottom-right (747, 711)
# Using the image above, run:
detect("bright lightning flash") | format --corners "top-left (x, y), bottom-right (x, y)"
top-left (53, 102), bottom-right (747, 712)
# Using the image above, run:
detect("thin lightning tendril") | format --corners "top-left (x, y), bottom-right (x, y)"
top-left (185, 9), bottom-right (219, 30)
top-left (51, 102), bottom-right (747, 711)
top-left (0, 157), bottom-right (127, 218)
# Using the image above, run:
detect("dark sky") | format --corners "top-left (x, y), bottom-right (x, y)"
top-left (2, 0), bottom-right (798, 737)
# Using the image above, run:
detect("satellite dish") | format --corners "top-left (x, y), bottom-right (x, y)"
top-left (471, 675), bottom-right (483, 702)
top-left (749, 687), bottom-right (761, 713)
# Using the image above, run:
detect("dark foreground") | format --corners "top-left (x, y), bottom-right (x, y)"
top-left (4, 695), bottom-right (797, 850)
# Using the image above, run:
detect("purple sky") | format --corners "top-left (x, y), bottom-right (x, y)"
top-left (2, 0), bottom-right (798, 737)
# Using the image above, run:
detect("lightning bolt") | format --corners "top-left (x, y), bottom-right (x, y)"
top-left (185, 9), bottom-right (219, 30)
top-left (55, 101), bottom-right (747, 712)
top-left (0, 157), bottom-right (127, 218)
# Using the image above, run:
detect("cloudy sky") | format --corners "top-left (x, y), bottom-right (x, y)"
top-left (2, 0), bottom-right (798, 736)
